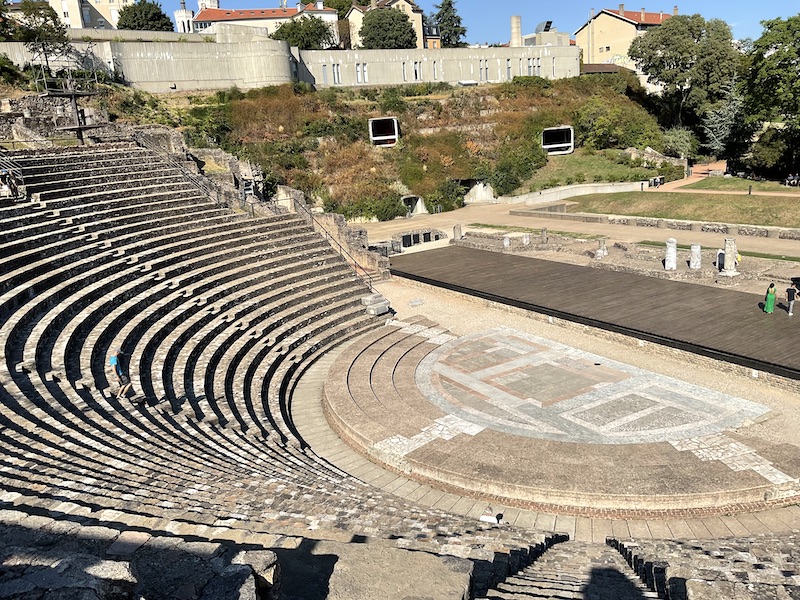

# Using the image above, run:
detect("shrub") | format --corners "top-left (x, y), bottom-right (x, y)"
top-left (425, 179), bottom-right (466, 213)
top-left (380, 88), bottom-right (407, 113)
top-left (575, 94), bottom-right (663, 150)
top-left (0, 54), bottom-right (25, 86)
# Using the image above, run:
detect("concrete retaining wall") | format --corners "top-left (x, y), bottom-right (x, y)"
top-left (298, 45), bottom-right (580, 88)
top-left (0, 26), bottom-right (580, 93)
top-left (110, 39), bottom-right (294, 93)
top-left (500, 181), bottom-right (647, 206)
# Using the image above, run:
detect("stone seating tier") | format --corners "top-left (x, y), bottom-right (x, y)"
top-left (0, 143), bottom-right (576, 598)
top-left (609, 535), bottom-right (800, 599)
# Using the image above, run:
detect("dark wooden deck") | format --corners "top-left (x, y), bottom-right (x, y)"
top-left (390, 246), bottom-right (800, 380)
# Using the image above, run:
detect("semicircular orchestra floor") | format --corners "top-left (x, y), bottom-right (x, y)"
top-left (323, 318), bottom-right (800, 518)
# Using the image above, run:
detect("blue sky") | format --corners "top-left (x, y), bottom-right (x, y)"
top-left (167, 0), bottom-right (799, 45)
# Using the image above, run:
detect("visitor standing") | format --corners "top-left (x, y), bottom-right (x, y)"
top-left (787, 282), bottom-right (798, 316)
top-left (764, 283), bottom-right (777, 314)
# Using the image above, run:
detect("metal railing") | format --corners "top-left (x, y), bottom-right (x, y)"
top-left (131, 133), bottom-right (225, 206)
top-left (292, 197), bottom-right (375, 292)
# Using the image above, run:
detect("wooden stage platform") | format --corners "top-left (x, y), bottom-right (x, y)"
top-left (389, 246), bottom-right (800, 380)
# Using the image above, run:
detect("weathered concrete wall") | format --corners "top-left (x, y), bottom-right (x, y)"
top-left (299, 45), bottom-right (580, 88)
top-left (66, 28), bottom-right (208, 43)
top-left (110, 39), bottom-right (294, 93)
top-left (498, 181), bottom-right (647, 206)
top-left (0, 26), bottom-right (579, 93)
top-left (0, 41), bottom-right (114, 73)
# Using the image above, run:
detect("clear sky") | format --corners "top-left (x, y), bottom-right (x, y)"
top-left (167, 0), bottom-right (799, 45)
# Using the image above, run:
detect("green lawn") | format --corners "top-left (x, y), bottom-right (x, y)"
top-left (520, 149), bottom-right (659, 194)
top-left (683, 177), bottom-right (800, 194)
top-left (568, 191), bottom-right (800, 228)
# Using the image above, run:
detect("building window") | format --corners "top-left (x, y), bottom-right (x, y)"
top-left (82, 7), bottom-right (90, 22)
top-left (322, 64), bottom-right (328, 85)
top-left (356, 63), bottom-right (362, 84)
top-left (599, 47), bottom-right (604, 53)
top-left (536, 57), bottom-right (541, 76)
top-left (63, 11), bottom-right (69, 16)
top-left (606, 46), bottom-right (610, 51)
top-left (332, 63), bottom-right (341, 85)
top-left (527, 58), bottom-right (533, 76)
top-left (432, 60), bottom-right (437, 80)
top-left (413, 61), bottom-right (420, 81)
top-left (402, 62), bottom-right (407, 82)
top-left (506, 59), bottom-right (511, 80)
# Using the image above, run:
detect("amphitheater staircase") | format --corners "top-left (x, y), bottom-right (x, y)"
top-left (479, 540), bottom-right (659, 600)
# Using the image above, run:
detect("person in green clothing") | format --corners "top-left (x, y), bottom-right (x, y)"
top-left (764, 282), bottom-right (777, 314)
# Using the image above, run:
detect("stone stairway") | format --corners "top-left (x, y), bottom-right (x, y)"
top-left (479, 540), bottom-right (658, 600)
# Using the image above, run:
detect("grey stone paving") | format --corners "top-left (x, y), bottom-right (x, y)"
top-left (415, 327), bottom-right (768, 445)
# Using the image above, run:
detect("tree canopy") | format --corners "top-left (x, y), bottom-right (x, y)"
top-left (324, 0), bottom-right (351, 21)
top-left (744, 14), bottom-right (800, 174)
top-left (359, 8), bottom-right (416, 49)
top-left (271, 15), bottom-right (335, 50)
top-left (15, 0), bottom-right (70, 67)
top-left (116, 0), bottom-right (174, 31)
top-left (432, 0), bottom-right (465, 48)
top-left (628, 14), bottom-right (739, 128)
top-left (747, 15), bottom-right (800, 126)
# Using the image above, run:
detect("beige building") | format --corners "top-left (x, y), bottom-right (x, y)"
top-left (44, 0), bottom-right (131, 29)
top-left (574, 4), bottom-right (677, 68)
top-left (346, 0), bottom-right (425, 50)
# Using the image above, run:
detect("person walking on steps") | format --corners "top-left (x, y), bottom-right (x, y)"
top-left (764, 283), bottom-right (777, 314)
top-left (109, 349), bottom-right (132, 400)
top-left (787, 282), bottom-right (798, 316)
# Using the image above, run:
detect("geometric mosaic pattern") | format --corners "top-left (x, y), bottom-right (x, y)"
top-left (415, 327), bottom-right (770, 445)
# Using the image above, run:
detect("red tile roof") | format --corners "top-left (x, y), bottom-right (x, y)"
top-left (195, 3), bottom-right (334, 22)
top-left (602, 8), bottom-right (673, 25)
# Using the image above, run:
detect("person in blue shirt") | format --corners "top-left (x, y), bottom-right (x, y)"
top-left (109, 349), bottom-right (132, 400)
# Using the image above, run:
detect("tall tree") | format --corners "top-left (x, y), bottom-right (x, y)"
top-left (15, 0), bottom-right (70, 69)
top-left (433, 0), bottom-right (465, 48)
top-left (271, 16), bottom-right (336, 50)
top-left (747, 15), bottom-right (800, 127)
top-left (325, 0), bottom-right (351, 21)
top-left (628, 14), bottom-right (739, 128)
top-left (701, 82), bottom-right (755, 160)
top-left (745, 14), bottom-right (800, 173)
top-left (359, 8), bottom-right (416, 49)
top-left (116, 0), bottom-right (174, 31)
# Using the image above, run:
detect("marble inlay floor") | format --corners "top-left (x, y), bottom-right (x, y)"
top-left (415, 327), bottom-right (769, 445)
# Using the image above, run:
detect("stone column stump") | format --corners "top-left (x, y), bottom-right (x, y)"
top-left (665, 238), bottom-right (677, 271)
top-left (689, 244), bottom-right (702, 270)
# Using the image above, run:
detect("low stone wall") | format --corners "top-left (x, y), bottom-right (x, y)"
top-left (500, 181), bottom-right (647, 206)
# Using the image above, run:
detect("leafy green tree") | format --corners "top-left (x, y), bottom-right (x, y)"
top-left (116, 0), bottom-right (174, 31)
top-left (575, 95), bottom-right (663, 150)
top-left (701, 82), bottom-right (755, 160)
top-left (271, 15), bottom-right (335, 50)
top-left (433, 0), bottom-right (465, 48)
top-left (359, 8), bottom-right (416, 49)
top-left (15, 0), bottom-right (70, 69)
top-left (325, 0), bottom-right (351, 20)
top-left (628, 14), bottom-right (739, 128)
top-left (745, 15), bottom-right (800, 172)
